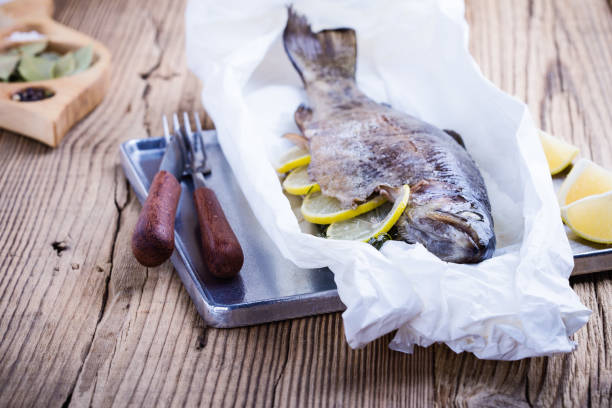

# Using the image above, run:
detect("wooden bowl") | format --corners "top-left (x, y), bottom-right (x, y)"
top-left (0, 17), bottom-right (111, 146)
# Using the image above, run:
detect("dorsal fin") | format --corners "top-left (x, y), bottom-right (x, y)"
top-left (444, 129), bottom-right (466, 149)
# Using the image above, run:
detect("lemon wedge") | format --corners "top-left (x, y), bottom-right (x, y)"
top-left (282, 166), bottom-right (320, 195)
top-left (326, 185), bottom-right (410, 241)
top-left (276, 146), bottom-right (311, 173)
top-left (301, 192), bottom-right (387, 224)
top-left (557, 158), bottom-right (612, 206)
top-left (561, 191), bottom-right (612, 244)
top-left (538, 130), bottom-right (579, 175)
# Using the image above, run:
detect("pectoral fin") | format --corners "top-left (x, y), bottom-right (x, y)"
top-left (295, 103), bottom-right (313, 132)
top-left (283, 132), bottom-right (309, 150)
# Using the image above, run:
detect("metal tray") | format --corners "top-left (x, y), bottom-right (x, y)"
top-left (120, 133), bottom-right (611, 327)
top-left (553, 178), bottom-right (612, 276)
top-left (120, 132), bottom-right (344, 328)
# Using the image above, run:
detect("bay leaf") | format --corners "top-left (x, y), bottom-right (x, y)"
top-left (73, 45), bottom-right (93, 73)
top-left (18, 41), bottom-right (47, 56)
top-left (40, 51), bottom-right (61, 61)
top-left (0, 54), bottom-right (20, 81)
top-left (18, 55), bottom-right (55, 81)
top-left (53, 52), bottom-right (75, 78)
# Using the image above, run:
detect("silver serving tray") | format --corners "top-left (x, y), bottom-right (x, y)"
top-left (553, 178), bottom-right (612, 276)
top-left (120, 132), bottom-right (344, 328)
top-left (120, 133), bottom-right (610, 328)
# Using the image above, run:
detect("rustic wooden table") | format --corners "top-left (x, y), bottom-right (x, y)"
top-left (0, 0), bottom-right (610, 406)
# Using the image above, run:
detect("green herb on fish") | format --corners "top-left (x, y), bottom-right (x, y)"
top-left (316, 224), bottom-right (329, 238)
top-left (368, 233), bottom-right (392, 250)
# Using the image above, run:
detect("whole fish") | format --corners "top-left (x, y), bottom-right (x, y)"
top-left (283, 9), bottom-right (495, 263)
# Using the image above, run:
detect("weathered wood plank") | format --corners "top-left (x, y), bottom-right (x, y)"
top-left (0, 0), bottom-right (170, 405)
top-left (0, 0), bottom-right (609, 407)
top-left (431, 1), bottom-right (612, 407)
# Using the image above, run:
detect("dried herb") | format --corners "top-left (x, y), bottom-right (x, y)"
top-left (73, 45), bottom-right (93, 73)
top-left (17, 41), bottom-right (47, 57)
top-left (39, 51), bottom-right (61, 61)
top-left (0, 41), bottom-right (93, 83)
top-left (0, 54), bottom-right (20, 80)
top-left (18, 55), bottom-right (55, 81)
top-left (52, 52), bottom-right (76, 78)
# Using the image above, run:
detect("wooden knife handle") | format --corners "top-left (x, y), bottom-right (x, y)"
top-left (132, 171), bottom-right (181, 267)
top-left (193, 186), bottom-right (244, 279)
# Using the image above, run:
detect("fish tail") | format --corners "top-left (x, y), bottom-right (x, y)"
top-left (283, 7), bottom-right (356, 85)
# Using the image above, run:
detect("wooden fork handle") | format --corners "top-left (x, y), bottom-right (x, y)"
top-left (132, 171), bottom-right (181, 267)
top-left (193, 186), bottom-right (244, 279)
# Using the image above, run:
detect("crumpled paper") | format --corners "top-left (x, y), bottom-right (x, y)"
top-left (185, 0), bottom-right (591, 359)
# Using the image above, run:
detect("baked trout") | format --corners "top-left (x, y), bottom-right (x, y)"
top-left (283, 9), bottom-right (495, 263)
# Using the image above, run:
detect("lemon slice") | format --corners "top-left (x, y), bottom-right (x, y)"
top-left (326, 185), bottom-right (410, 241)
top-left (275, 146), bottom-right (311, 173)
top-left (538, 130), bottom-right (579, 175)
top-left (282, 166), bottom-right (320, 195)
top-left (301, 192), bottom-right (387, 224)
top-left (561, 191), bottom-right (612, 244)
top-left (558, 158), bottom-right (612, 206)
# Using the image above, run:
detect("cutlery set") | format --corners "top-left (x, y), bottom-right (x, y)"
top-left (131, 113), bottom-right (244, 279)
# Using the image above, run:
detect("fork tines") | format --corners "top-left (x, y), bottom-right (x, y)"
top-left (169, 112), bottom-right (209, 174)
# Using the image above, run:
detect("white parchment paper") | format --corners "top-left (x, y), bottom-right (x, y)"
top-left (185, 0), bottom-right (590, 359)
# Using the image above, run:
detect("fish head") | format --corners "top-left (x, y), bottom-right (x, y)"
top-left (398, 184), bottom-right (496, 263)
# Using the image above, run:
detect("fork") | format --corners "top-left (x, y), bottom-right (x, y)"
top-left (165, 113), bottom-right (244, 279)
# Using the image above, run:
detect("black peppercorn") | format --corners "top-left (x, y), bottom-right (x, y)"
top-left (11, 87), bottom-right (54, 102)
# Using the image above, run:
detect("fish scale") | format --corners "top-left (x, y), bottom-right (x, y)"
top-left (283, 8), bottom-right (496, 263)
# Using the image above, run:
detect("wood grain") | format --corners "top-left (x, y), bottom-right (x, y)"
top-left (193, 187), bottom-right (244, 279)
top-left (0, 0), bottom-right (609, 407)
top-left (132, 170), bottom-right (181, 267)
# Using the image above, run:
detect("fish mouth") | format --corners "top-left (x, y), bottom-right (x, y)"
top-left (430, 210), bottom-right (495, 263)
top-left (397, 208), bottom-right (496, 263)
